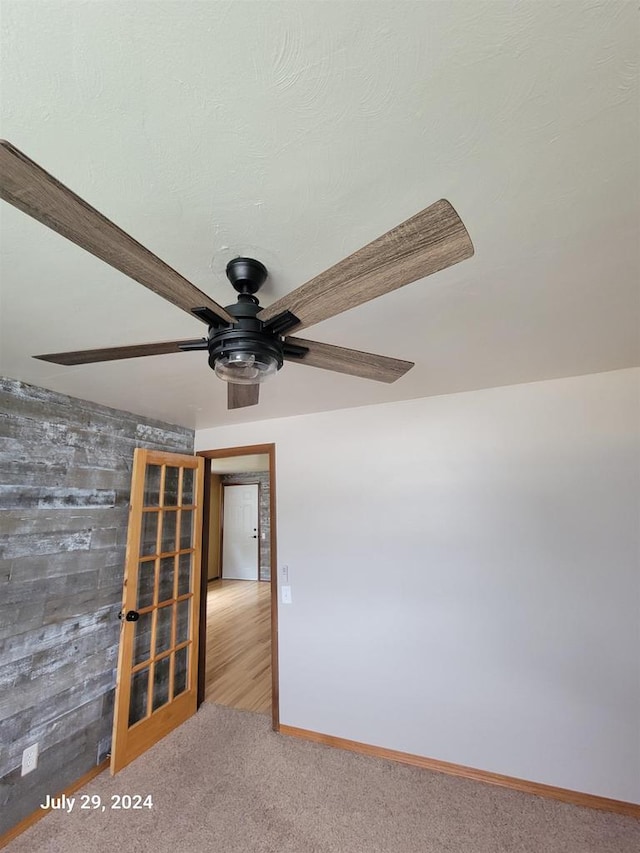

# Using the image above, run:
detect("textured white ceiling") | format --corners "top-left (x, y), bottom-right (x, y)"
top-left (0, 1), bottom-right (638, 429)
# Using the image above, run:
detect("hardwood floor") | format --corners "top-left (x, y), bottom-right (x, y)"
top-left (204, 578), bottom-right (271, 714)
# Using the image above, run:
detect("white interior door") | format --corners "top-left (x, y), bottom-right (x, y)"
top-left (222, 484), bottom-right (259, 580)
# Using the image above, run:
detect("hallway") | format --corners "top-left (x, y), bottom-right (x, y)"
top-left (204, 579), bottom-right (271, 714)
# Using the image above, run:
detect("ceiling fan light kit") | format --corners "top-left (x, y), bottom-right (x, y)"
top-left (206, 258), bottom-right (289, 386)
top-left (0, 140), bottom-right (475, 411)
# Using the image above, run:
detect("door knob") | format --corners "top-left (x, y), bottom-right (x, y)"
top-left (118, 610), bottom-right (140, 622)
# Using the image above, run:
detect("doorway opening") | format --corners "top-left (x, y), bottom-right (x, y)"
top-left (197, 444), bottom-right (279, 729)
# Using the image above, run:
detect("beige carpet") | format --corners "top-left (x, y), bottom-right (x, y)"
top-left (6, 703), bottom-right (639, 853)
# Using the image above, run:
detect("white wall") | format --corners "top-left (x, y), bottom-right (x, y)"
top-left (196, 368), bottom-right (640, 803)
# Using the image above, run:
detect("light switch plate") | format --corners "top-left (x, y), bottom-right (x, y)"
top-left (281, 585), bottom-right (292, 604)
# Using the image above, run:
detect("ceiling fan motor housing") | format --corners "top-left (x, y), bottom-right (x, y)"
top-left (207, 294), bottom-right (284, 376)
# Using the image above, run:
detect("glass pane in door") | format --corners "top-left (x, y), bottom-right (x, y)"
top-left (137, 561), bottom-right (155, 609)
top-left (158, 556), bottom-right (175, 603)
top-left (161, 511), bottom-right (177, 553)
top-left (176, 599), bottom-right (190, 645)
top-left (155, 604), bottom-right (174, 655)
top-left (174, 646), bottom-right (188, 697)
top-left (143, 465), bottom-right (162, 507)
top-left (177, 553), bottom-right (191, 596)
top-left (164, 467), bottom-right (180, 506)
top-left (181, 468), bottom-right (194, 505)
top-left (152, 656), bottom-right (171, 710)
top-left (140, 512), bottom-right (158, 557)
top-left (129, 668), bottom-right (149, 727)
top-left (180, 510), bottom-right (193, 550)
top-left (133, 611), bottom-right (152, 666)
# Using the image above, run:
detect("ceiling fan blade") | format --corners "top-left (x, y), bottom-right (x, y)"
top-left (0, 141), bottom-right (234, 324)
top-left (258, 200), bottom-right (473, 332)
top-left (284, 336), bottom-right (413, 383)
top-left (228, 383), bottom-right (260, 409)
top-left (34, 339), bottom-right (207, 366)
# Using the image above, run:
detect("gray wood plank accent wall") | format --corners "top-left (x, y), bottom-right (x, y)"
top-left (0, 378), bottom-right (194, 836)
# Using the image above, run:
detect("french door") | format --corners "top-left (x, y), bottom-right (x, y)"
top-left (111, 449), bottom-right (204, 774)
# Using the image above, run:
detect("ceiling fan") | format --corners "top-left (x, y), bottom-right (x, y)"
top-left (0, 140), bottom-right (474, 410)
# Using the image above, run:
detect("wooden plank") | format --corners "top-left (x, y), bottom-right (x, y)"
top-left (0, 414), bottom-right (192, 453)
top-left (0, 487), bottom-right (116, 510)
top-left (284, 336), bottom-right (413, 383)
top-left (197, 443), bottom-right (276, 460)
top-left (227, 383), bottom-right (260, 409)
top-left (98, 562), bottom-right (125, 589)
top-left (0, 507), bottom-right (128, 536)
top-left (0, 420), bottom-right (165, 455)
top-left (0, 759), bottom-right (109, 847)
top-left (0, 730), bottom-right (108, 838)
top-left (0, 646), bottom-right (117, 720)
top-left (30, 627), bottom-right (117, 680)
top-left (0, 417), bottom-right (131, 444)
top-left (0, 696), bottom-right (105, 779)
top-left (89, 527), bottom-right (119, 550)
top-left (135, 423), bottom-right (194, 446)
top-left (0, 381), bottom-right (193, 447)
top-left (0, 439), bottom-right (75, 464)
top-left (139, 449), bottom-right (202, 467)
top-left (0, 569), bottom-right (99, 606)
top-left (0, 530), bottom-right (92, 560)
top-left (42, 582), bottom-right (122, 624)
top-left (5, 550), bottom-right (118, 583)
top-left (0, 141), bottom-right (234, 324)
top-left (0, 670), bottom-right (115, 738)
top-left (258, 199), bottom-right (474, 332)
top-left (35, 339), bottom-right (203, 366)
top-left (1, 607), bottom-right (113, 663)
top-left (0, 656), bottom-right (33, 693)
top-left (0, 601), bottom-right (45, 642)
top-left (71, 467), bottom-right (135, 491)
top-left (0, 461), bottom-right (76, 488)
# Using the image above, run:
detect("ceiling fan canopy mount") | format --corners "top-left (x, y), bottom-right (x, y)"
top-left (0, 139), bottom-right (475, 411)
top-left (225, 256), bottom-right (268, 296)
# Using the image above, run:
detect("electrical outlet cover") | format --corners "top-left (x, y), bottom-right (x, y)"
top-left (21, 743), bottom-right (38, 776)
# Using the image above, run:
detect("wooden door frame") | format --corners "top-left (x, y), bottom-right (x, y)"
top-left (196, 443), bottom-right (279, 730)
